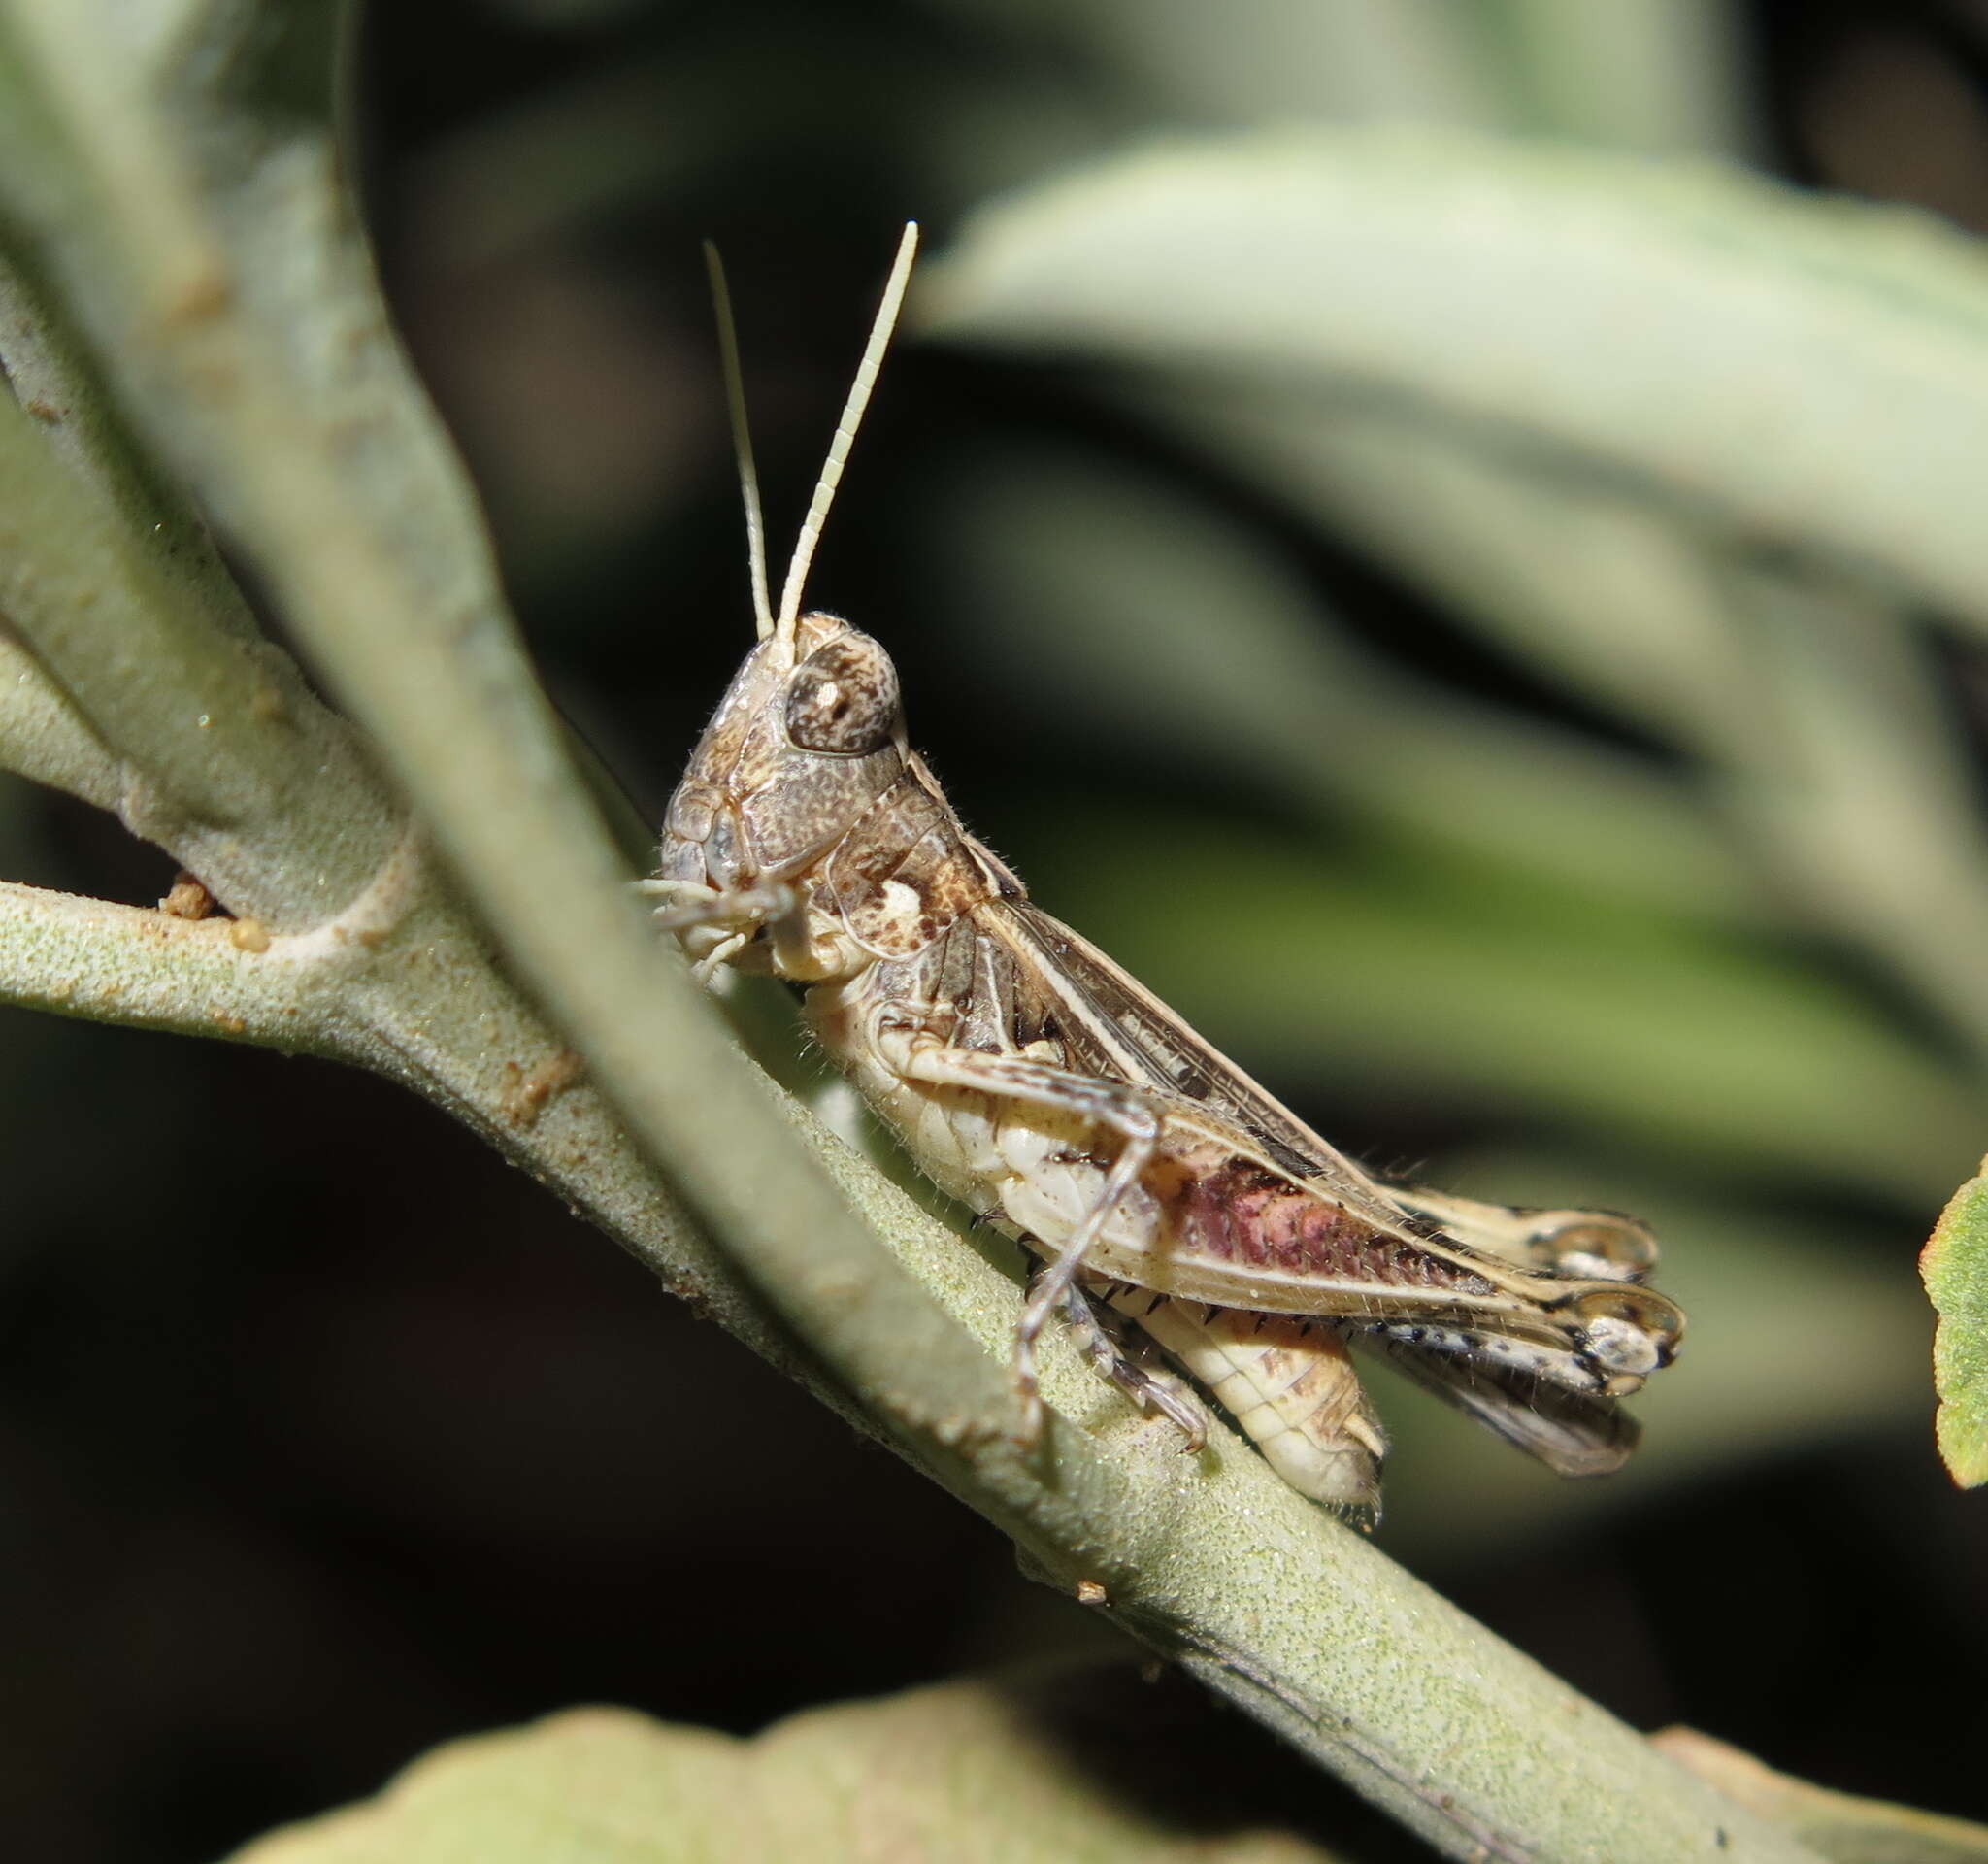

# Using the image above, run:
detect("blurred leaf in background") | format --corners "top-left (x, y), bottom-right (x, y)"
top-left (223, 1668), bottom-right (1371, 1864)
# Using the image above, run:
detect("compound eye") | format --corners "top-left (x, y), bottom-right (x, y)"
top-left (784, 632), bottom-right (901, 755)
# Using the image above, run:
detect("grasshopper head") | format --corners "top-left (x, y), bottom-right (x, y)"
top-left (659, 614), bottom-right (908, 896)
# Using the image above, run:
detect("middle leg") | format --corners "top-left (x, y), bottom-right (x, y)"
top-left (898, 1040), bottom-right (1168, 1443)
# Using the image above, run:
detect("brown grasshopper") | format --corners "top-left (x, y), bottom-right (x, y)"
top-left (645, 225), bottom-right (1683, 1517)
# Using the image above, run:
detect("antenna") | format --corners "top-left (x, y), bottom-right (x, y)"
top-left (775, 221), bottom-right (919, 644)
top-left (703, 240), bottom-right (774, 640)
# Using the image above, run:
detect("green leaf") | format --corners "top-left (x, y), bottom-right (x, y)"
top-left (1489, 0), bottom-right (1754, 155)
top-left (947, 0), bottom-right (1512, 131)
top-left (225, 1675), bottom-right (1350, 1864)
top-left (1132, 388), bottom-right (1988, 1064)
top-left (1655, 1728), bottom-right (1988, 1864)
top-left (923, 128), bottom-right (1988, 632)
top-left (1924, 1159), bottom-right (1988, 1487)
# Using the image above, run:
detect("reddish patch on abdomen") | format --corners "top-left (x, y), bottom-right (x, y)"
top-left (1172, 1159), bottom-right (1498, 1294)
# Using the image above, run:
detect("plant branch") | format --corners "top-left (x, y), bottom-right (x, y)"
top-left (0, 877), bottom-right (353, 1049)
top-left (0, 318), bottom-right (396, 928)
top-left (0, 625), bottom-right (123, 809)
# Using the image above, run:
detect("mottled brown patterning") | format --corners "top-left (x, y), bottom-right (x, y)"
top-left (646, 226), bottom-right (1683, 1519)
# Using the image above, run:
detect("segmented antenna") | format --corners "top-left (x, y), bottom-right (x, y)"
top-left (775, 221), bottom-right (919, 644)
top-left (703, 240), bottom-right (774, 640)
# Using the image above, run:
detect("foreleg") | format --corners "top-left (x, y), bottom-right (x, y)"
top-left (638, 877), bottom-right (843, 982)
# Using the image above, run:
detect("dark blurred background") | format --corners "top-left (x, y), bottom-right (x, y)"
top-left (6, 2), bottom-right (1988, 1859)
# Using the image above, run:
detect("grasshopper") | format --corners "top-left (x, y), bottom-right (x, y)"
top-left (646, 225), bottom-right (1683, 1517)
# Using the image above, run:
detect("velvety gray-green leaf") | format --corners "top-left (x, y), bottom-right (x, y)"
top-left (224, 1675), bottom-right (1348, 1864)
top-left (1134, 383), bottom-right (1988, 1061)
top-left (922, 129), bottom-right (1988, 631)
top-left (1489, 0), bottom-right (1754, 155)
top-left (941, 0), bottom-right (1510, 130)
